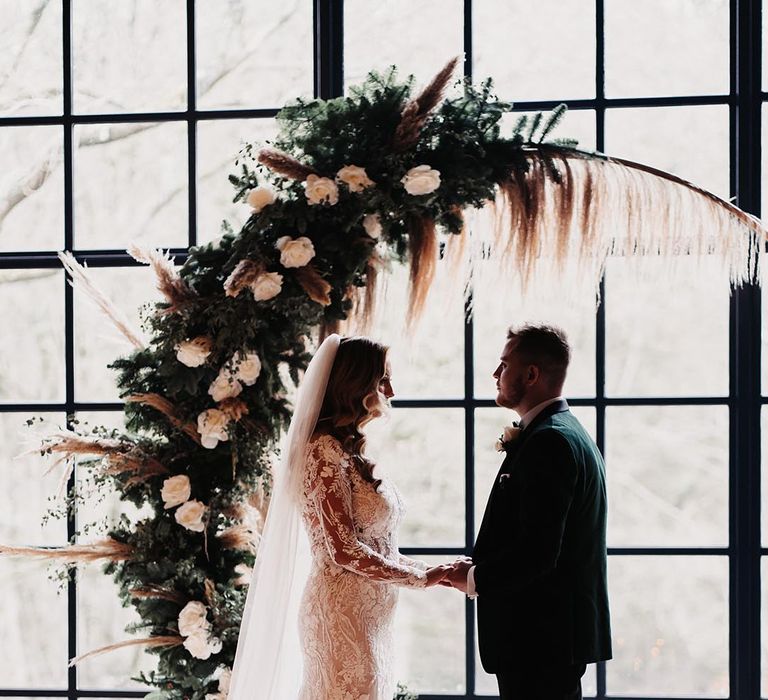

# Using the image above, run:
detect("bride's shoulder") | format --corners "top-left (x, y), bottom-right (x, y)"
top-left (307, 431), bottom-right (345, 455)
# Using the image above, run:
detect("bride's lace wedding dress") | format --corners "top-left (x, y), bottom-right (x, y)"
top-left (298, 433), bottom-right (429, 700)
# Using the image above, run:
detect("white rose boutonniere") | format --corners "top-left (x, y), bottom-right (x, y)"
top-left (175, 499), bottom-right (207, 532)
top-left (249, 271), bottom-right (283, 301)
top-left (401, 164), bottom-right (441, 195)
top-left (197, 408), bottom-right (231, 449)
top-left (335, 165), bottom-right (375, 192)
top-left (175, 337), bottom-right (213, 367)
top-left (303, 174), bottom-right (339, 205)
top-left (161, 474), bottom-right (191, 509)
top-left (275, 236), bottom-right (316, 268)
top-left (495, 424), bottom-right (523, 452)
top-left (245, 186), bottom-right (276, 213)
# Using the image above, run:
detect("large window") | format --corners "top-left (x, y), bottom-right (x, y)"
top-left (0, 1), bottom-right (763, 698)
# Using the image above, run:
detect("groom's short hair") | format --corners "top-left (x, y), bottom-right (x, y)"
top-left (507, 324), bottom-right (571, 386)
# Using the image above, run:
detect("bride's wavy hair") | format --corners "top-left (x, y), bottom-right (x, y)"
top-left (316, 336), bottom-right (389, 489)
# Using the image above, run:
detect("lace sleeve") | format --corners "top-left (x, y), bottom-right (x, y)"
top-left (306, 436), bottom-right (427, 587)
top-left (398, 554), bottom-right (429, 571)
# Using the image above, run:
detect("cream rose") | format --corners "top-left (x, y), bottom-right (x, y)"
top-left (335, 165), bottom-right (374, 193)
top-left (275, 236), bottom-right (315, 268)
top-left (175, 337), bottom-right (212, 368)
top-left (401, 164), bottom-right (441, 195)
top-left (197, 408), bottom-right (231, 449)
top-left (503, 425), bottom-right (522, 443)
top-left (208, 367), bottom-right (243, 402)
top-left (245, 186), bottom-right (276, 213)
top-left (303, 174), bottom-right (339, 205)
top-left (183, 630), bottom-right (217, 660)
top-left (161, 474), bottom-right (191, 509)
top-left (175, 499), bottom-right (207, 532)
top-left (249, 271), bottom-right (283, 301)
top-left (178, 601), bottom-right (210, 636)
top-left (217, 668), bottom-right (232, 695)
top-left (362, 213), bottom-right (383, 239)
top-left (234, 563), bottom-right (253, 586)
top-left (231, 352), bottom-right (262, 386)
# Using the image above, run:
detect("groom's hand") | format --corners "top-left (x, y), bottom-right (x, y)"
top-left (442, 560), bottom-right (472, 593)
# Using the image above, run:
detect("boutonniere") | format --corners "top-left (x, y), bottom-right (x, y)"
top-left (494, 423), bottom-right (522, 452)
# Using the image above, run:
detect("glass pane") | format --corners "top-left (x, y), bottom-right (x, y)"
top-left (393, 555), bottom-right (466, 694)
top-left (0, 125), bottom-right (64, 252)
top-left (473, 257), bottom-right (597, 400)
top-left (605, 255), bottom-right (729, 398)
top-left (0, 0), bottom-right (63, 116)
top-left (363, 263), bottom-right (464, 399)
top-left (196, 1), bottom-right (313, 109)
top-left (607, 555), bottom-right (728, 697)
top-left (0, 557), bottom-right (68, 687)
top-left (345, 0), bottom-right (463, 91)
top-left (197, 118), bottom-right (278, 245)
top-left (366, 408), bottom-right (464, 547)
top-left (77, 565), bottom-right (155, 689)
top-left (0, 411), bottom-right (68, 546)
top-left (605, 105), bottom-right (730, 200)
top-left (72, 0), bottom-right (187, 113)
top-left (474, 0), bottom-right (595, 101)
top-left (0, 269), bottom-right (65, 403)
top-left (74, 267), bottom-right (162, 403)
top-left (605, 0), bottom-right (728, 98)
top-left (74, 122), bottom-right (188, 249)
top-left (606, 405), bottom-right (728, 547)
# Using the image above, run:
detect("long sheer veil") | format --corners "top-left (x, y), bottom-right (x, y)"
top-left (228, 334), bottom-right (341, 700)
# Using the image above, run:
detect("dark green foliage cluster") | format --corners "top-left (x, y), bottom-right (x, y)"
top-left (44, 66), bottom-right (573, 699)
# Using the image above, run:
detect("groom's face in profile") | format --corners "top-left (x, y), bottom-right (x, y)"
top-left (493, 338), bottom-right (530, 410)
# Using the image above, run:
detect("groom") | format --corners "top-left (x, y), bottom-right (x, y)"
top-left (445, 324), bottom-right (612, 699)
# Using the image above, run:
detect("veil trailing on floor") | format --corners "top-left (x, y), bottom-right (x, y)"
top-left (228, 334), bottom-right (341, 700)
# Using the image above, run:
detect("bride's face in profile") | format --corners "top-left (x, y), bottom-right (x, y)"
top-left (377, 359), bottom-right (394, 404)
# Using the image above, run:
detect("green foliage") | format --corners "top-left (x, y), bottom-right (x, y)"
top-left (40, 64), bottom-right (577, 699)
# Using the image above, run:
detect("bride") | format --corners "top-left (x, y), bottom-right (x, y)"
top-left (228, 334), bottom-right (456, 700)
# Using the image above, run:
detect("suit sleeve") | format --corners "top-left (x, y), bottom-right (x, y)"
top-left (473, 429), bottom-right (578, 595)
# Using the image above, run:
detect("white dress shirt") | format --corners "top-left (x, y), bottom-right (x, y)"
top-left (466, 396), bottom-right (565, 598)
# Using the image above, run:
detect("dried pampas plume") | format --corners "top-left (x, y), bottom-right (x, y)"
top-left (58, 252), bottom-right (145, 350)
top-left (223, 258), bottom-right (264, 298)
top-left (295, 264), bottom-right (333, 306)
top-left (69, 636), bottom-right (183, 667)
top-left (126, 393), bottom-right (202, 445)
top-left (0, 537), bottom-right (134, 564)
top-left (393, 55), bottom-right (460, 152)
top-left (257, 147), bottom-right (317, 181)
top-left (406, 216), bottom-right (439, 328)
top-left (127, 244), bottom-right (198, 314)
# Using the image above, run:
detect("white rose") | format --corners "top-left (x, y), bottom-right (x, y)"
top-left (207, 636), bottom-right (223, 655)
top-left (335, 165), bottom-right (374, 193)
top-left (175, 337), bottom-right (212, 367)
top-left (275, 236), bottom-right (315, 268)
top-left (178, 601), bottom-right (210, 636)
top-left (231, 352), bottom-right (262, 385)
top-left (183, 630), bottom-right (215, 659)
top-left (234, 563), bottom-right (253, 586)
top-left (303, 174), bottom-right (339, 205)
top-left (401, 164), bottom-right (441, 195)
top-left (362, 213), bottom-right (382, 239)
top-left (208, 367), bottom-right (243, 402)
top-left (245, 186), bottom-right (275, 213)
top-left (249, 272), bottom-right (283, 301)
top-left (217, 667), bottom-right (232, 695)
top-left (161, 474), bottom-right (191, 509)
top-left (197, 408), bottom-right (231, 449)
top-left (503, 425), bottom-right (522, 443)
top-left (175, 499), bottom-right (207, 532)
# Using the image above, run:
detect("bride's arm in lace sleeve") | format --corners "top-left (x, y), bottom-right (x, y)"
top-left (398, 554), bottom-right (429, 571)
top-left (306, 436), bottom-right (428, 587)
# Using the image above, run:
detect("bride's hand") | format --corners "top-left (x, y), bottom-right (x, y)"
top-left (425, 564), bottom-right (453, 587)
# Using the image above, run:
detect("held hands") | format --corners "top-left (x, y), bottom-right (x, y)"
top-left (425, 556), bottom-right (473, 592)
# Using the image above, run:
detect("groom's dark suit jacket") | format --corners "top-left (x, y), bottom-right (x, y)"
top-left (473, 399), bottom-right (612, 673)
